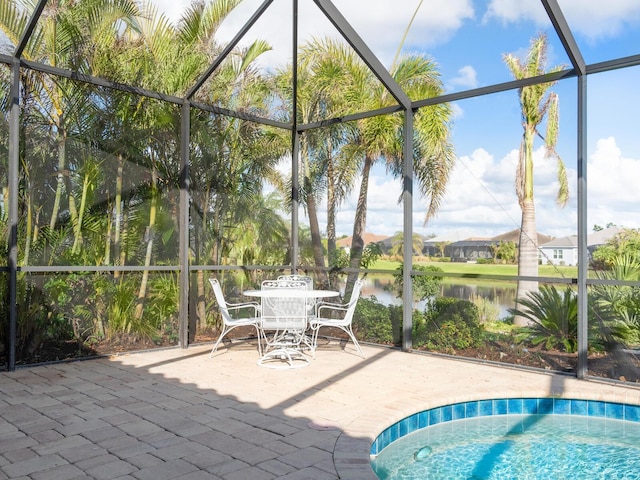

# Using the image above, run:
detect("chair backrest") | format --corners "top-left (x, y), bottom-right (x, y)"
top-left (344, 278), bottom-right (365, 322)
top-left (260, 279), bottom-right (308, 331)
top-left (277, 275), bottom-right (313, 290)
top-left (209, 278), bottom-right (232, 325)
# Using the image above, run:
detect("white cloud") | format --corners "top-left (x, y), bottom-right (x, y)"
top-left (484, 0), bottom-right (640, 41)
top-left (313, 136), bottom-right (640, 240)
top-left (449, 65), bottom-right (479, 89)
top-left (209, 0), bottom-right (474, 69)
top-left (483, 0), bottom-right (548, 25)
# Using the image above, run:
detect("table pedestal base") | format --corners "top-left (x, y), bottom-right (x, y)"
top-left (257, 348), bottom-right (311, 369)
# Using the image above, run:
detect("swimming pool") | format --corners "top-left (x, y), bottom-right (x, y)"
top-left (370, 398), bottom-right (640, 480)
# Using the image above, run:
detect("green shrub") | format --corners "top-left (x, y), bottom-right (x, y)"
top-left (414, 297), bottom-right (484, 351)
top-left (353, 296), bottom-right (393, 344)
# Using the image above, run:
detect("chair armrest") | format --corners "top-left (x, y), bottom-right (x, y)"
top-left (227, 302), bottom-right (259, 316)
top-left (317, 303), bottom-right (348, 316)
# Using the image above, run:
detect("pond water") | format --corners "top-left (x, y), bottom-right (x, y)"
top-left (360, 277), bottom-right (517, 320)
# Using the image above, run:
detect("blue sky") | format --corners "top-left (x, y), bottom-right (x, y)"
top-left (154, 0), bottom-right (640, 240)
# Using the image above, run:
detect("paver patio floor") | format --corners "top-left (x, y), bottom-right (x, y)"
top-left (2, 340), bottom-right (639, 479)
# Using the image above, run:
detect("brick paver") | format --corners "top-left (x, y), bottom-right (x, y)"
top-left (1, 343), bottom-right (640, 479)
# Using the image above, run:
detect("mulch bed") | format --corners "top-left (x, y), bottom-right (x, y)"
top-left (6, 329), bottom-right (640, 384)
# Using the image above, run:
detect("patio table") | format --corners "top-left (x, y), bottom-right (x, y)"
top-left (243, 288), bottom-right (339, 368)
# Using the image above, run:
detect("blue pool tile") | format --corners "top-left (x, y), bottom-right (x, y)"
top-left (554, 398), bottom-right (571, 415)
top-left (606, 402), bottom-right (624, 420)
top-left (523, 398), bottom-right (538, 414)
top-left (441, 405), bottom-right (453, 422)
top-left (508, 398), bottom-right (523, 414)
top-left (538, 398), bottom-right (553, 414)
top-left (571, 399), bottom-right (588, 416)
top-left (429, 407), bottom-right (442, 426)
top-left (452, 402), bottom-right (466, 420)
top-left (494, 399), bottom-right (508, 415)
top-left (479, 399), bottom-right (493, 416)
top-left (372, 398), bottom-right (640, 457)
top-left (466, 401), bottom-right (479, 418)
top-left (399, 417), bottom-right (410, 437)
top-left (418, 410), bottom-right (429, 429)
top-left (625, 405), bottom-right (640, 422)
top-left (588, 400), bottom-right (606, 418)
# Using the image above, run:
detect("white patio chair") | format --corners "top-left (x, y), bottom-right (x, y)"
top-left (277, 274), bottom-right (316, 314)
top-left (209, 278), bottom-right (261, 357)
top-left (258, 279), bottom-right (310, 368)
top-left (277, 274), bottom-right (313, 289)
top-left (309, 278), bottom-right (365, 358)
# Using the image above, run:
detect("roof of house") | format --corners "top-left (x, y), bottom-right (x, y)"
top-left (490, 229), bottom-right (554, 245)
top-left (539, 227), bottom-right (626, 248)
top-left (336, 233), bottom-right (389, 248)
top-left (587, 226), bottom-right (624, 246)
top-left (541, 235), bottom-right (578, 248)
top-left (448, 240), bottom-right (495, 247)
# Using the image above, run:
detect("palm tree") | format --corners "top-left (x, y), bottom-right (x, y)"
top-left (390, 231), bottom-right (424, 257)
top-left (339, 53), bottom-right (455, 298)
top-left (503, 34), bottom-right (568, 325)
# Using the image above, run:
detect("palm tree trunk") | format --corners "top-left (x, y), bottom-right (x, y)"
top-left (72, 171), bottom-right (91, 255)
top-left (515, 127), bottom-right (538, 326)
top-left (304, 179), bottom-right (328, 286)
top-left (114, 155), bottom-right (124, 277)
top-left (345, 155), bottom-right (373, 300)
top-left (515, 199), bottom-right (539, 325)
top-left (49, 128), bottom-right (66, 231)
top-left (134, 167), bottom-right (158, 320)
top-left (326, 156), bottom-right (338, 288)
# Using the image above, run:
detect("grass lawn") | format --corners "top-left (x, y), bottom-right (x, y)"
top-left (371, 258), bottom-right (578, 279)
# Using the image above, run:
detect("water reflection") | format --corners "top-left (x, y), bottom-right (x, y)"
top-left (361, 277), bottom-right (516, 319)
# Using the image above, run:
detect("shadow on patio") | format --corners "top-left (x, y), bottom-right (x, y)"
top-left (1, 342), bottom-right (639, 479)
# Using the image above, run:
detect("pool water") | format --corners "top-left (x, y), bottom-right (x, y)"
top-left (371, 413), bottom-right (640, 479)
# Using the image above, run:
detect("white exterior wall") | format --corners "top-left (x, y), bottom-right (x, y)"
top-left (540, 247), bottom-right (578, 266)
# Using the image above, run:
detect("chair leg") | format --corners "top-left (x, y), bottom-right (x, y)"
top-left (209, 326), bottom-right (231, 358)
top-left (345, 325), bottom-right (365, 358)
top-left (310, 327), bottom-right (319, 359)
top-left (255, 325), bottom-right (263, 357)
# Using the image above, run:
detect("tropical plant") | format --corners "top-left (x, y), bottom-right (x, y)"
top-left (389, 231), bottom-right (424, 257)
top-left (503, 34), bottom-right (568, 325)
top-left (590, 254), bottom-right (640, 346)
top-left (341, 51), bottom-right (455, 298)
top-left (393, 263), bottom-right (443, 308)
top-left (509, 284), bottom-right (578, 352)
top-left (491, 240), bottom-right (517, 264)
top-left (591, 228), bottom-right (640, 270)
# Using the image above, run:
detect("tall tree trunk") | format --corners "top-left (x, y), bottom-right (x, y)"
top-left (134, 167), bottom-right (158, 320)
top-left (326, 156), bottom-right (338, 289)
top-left (304, 178), bottom-right (328, 287)
top-left (71, 171), bottom-right (91, 255)
top-left (114, 155), bottom-right (124, 277)
top-left (515, 126), bottom-right (538, 326)
top-left (515, 199), bottom-right (538, 326)
top-left (49, 127), bottom-right (66, 231)
top-left (345, 155), bottom-right (373, 300)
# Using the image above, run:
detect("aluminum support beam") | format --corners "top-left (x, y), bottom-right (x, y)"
top-left (290, 0), bottom-right (299, 270)
top-left (7, 61), bottom-right (20, 371)
top-left (541, 0), bottom-right (586, 75)
top-left (314, 0), bottom-right (411, 110)
top-left (402, 111), bottom-right (414, 351)
top-left (187, 0), bottom-right (274, 99)
top-left (576, 75), bottom-right (588, 378)
top-left (179, 101), bottom-right (191, 348)
top-left (14, 0), bottom-right (48, 58)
